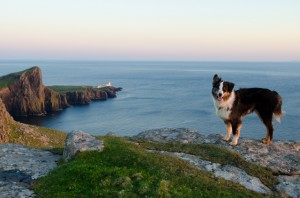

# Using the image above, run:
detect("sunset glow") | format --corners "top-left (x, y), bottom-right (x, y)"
top-left (1, 0), bottom-right (299, 61)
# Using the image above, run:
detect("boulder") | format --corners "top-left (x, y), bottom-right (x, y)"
top-left (63, 130), bottom-right (104, 162)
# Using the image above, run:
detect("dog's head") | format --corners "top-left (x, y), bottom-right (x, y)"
top-left (212, 74), bottom-right (235, 102)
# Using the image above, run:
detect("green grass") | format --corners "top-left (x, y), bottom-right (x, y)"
top-left (47, 85), bottom-right (93, 94)
top-left (0, 66), bottom-right (38, 89)
top-left (7, 122), bottom-right (66, 149)
top-left (47, 85), bottom-right (111, 94)
top-left (135, 140), bottom-right (279, 190)
top-left (34, 136), bottom-right (265, 198)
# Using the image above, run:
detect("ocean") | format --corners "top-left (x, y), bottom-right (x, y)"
top-left (0, 61), bottom-right (299, 140)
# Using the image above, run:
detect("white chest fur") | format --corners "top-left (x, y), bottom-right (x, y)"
top-left (216, 107), bottom-right (231, 120)
top-left (213, 91), bottom-right (235, 121)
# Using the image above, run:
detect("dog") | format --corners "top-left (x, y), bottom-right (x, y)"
top-left (212, 74), bottom-right (282, 146)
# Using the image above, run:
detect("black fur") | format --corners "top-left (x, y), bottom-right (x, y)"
top-left (212, 74), bottom-right (283, 145)
top-left (231, 88), bottom-right (282, 142)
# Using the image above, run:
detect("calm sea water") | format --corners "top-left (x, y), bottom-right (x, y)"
top-left (0, 61), bottom-right (299, 140)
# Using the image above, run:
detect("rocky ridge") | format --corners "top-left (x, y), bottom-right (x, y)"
top-left (134, 128), bottom-right (300, 198)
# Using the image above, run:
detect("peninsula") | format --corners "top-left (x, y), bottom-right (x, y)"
top-left (0, 66), bottom-right (122, 117)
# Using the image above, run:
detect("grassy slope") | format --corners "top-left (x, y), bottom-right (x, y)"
top-left (34, 136), bottom-right (266, 198)
top-left (0, 67), bottom-right (37, 89)
top-left (7, 122), bottom-right (66, 149)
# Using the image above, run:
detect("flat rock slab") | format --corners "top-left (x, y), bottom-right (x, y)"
top-left (205, 134), bottom-right (300, 175)
top-left (135, 128), bottom-right (206, 144)
top-left (0, 144), bottom-right (61, 198)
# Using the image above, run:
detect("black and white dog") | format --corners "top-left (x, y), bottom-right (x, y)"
top-left (212, 74), bottom-right (282, 146)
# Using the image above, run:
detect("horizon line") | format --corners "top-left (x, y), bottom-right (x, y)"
top-left (0, 59), bottom-right (299, 63)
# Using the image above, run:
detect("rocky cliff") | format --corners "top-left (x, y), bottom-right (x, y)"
top-left (0, 99), bottom-right (13, 143)
top-left (0, 67), bottom-right (47, 116)
top-left (0, 67), bottom-right (121, 116)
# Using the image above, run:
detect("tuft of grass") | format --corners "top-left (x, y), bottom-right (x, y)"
top-left (136, 140), bottom-right (279, 190)
top-left (34, 136), bottom-right (264, 198)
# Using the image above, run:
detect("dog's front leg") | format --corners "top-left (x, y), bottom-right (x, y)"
top-left (229, 120), bottom-right (242, 146)
top-left (223, 121), bottom-right (232, 142)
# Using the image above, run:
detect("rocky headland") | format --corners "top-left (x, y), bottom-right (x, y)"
top-left (0, 66), bottom-right (121, 117)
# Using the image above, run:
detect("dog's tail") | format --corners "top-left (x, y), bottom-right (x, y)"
top-left (273, 92), bottom-right (283, 123)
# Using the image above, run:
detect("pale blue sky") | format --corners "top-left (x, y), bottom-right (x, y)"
top-left (1, 0), bottom-right (299, 61)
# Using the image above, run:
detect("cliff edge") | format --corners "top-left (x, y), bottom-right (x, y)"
top-left (0, 66), bottom-right (68, 116)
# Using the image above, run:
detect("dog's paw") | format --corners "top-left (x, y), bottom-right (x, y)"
top-left (262, 138), bottom-right (271, 145)
top-left (229, 141), bottom-right (238, 146)
top-left (223, 137), bottom-right (230, 142)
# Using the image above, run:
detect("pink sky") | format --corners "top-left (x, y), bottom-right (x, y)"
top-left (1, 0), bottom-right (299, 61)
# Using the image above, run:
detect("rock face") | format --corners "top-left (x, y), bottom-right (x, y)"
top-left (0, 66), bottom-right (69, 116)
top-left (0, 67), bottom-right (47, 116)
top-left (0, 99), bottom-right (13, 143)
top-left (63, 130), bottom-right (104, 162)
top-left (134, 128), bottom-right (300, 197)
top-left (64, 87), bottom-right (121, 105)
top-left (44, 87), bottom-right (69, 112)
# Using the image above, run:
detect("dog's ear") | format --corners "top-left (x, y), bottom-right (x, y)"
top-left (227, 82), bottom-right (235, 92)
top-left (213, 74), bottom-right (221, 83)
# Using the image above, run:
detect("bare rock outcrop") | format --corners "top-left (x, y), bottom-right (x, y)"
top-left (0, 144), bottom-right (61, 198)
top-left (63, 130), bottom-right (104, 162)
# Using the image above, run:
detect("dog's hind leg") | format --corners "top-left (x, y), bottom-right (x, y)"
top-left (256, 110), bottom-right (274, 144)
top-left (223, 121), bottom-right (232, 142)
top-left (229, 120), bottom-right (242, 146)
top-left (262, 118), bottom-right (273, 144)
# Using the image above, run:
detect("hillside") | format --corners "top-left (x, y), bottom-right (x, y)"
top-left (0, 98), bottom-right (66, 148)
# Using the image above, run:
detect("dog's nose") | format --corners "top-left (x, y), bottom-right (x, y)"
top-left (218, 93), bottom-right (222, 97)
